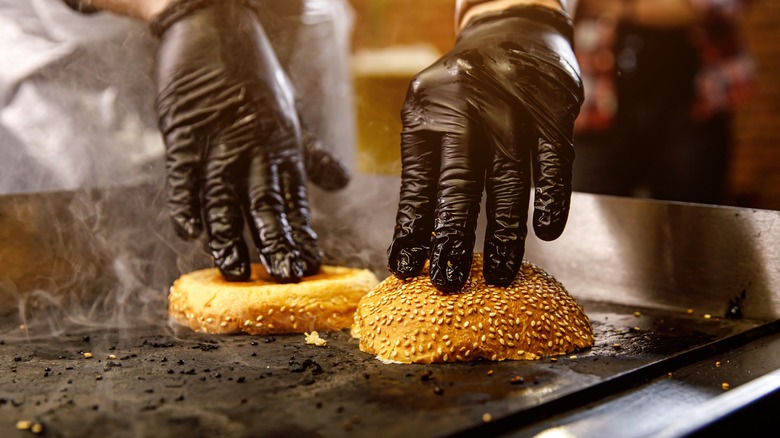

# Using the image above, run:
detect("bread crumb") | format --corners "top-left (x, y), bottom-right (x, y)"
top-left (16, 421), bottom-right (32, 430)
top-left (722, 382), bottom-right (730, 390)
top-left (305, 331), bottom-right (328, 347)
top-left (482, 413), bottom-right (492, 423)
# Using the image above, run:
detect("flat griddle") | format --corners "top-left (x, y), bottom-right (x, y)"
top-left (1, 299), bottom-right (776, 437)
top-left (1, 181), bottom-right (779, 436)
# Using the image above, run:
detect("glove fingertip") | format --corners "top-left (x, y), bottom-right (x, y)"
top-left (532, 211), bottom-right (567, 241)
top-left (387, 239), bottom-right (427, 279)
top-left (172, 215), bottom-right (202, 240)
top-left (261, 250), bottom-right (304, 284)
top-left (429, 246), bottom-right (472, 293)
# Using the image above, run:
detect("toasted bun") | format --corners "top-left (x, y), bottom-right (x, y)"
top-left (352, 254), bottom-right (593, 363)
top-left (169, 264), bottom-right (378, 335)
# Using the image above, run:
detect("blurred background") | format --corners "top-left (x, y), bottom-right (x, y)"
top-left (347, 0), bottom-right (780, 210)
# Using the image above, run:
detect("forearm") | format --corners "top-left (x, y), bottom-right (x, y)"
top-left (458, 0), bottom-right (575, 30)
top-left (77, 0), bottom-right (174, 21)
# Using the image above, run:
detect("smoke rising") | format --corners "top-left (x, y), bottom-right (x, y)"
top-left (0, 0), bottom-right (386, 341)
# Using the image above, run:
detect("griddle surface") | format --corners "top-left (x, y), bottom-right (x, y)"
top-left (0, 301), bottom-right (768, 437)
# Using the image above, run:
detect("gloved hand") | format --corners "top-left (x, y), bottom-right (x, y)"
top-left (153, 0), bottom-right (348, 283)
top-left (388, 6), bottom-right (583, 292)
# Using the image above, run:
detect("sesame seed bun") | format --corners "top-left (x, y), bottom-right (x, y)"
top-left (169, 264), bottom-right (378, 335)
top-left (352, 254), bottom-right (593, 363)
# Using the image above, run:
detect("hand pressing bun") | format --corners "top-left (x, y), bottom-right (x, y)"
top-left (352, 254), bottom-right (593, 363)
top-left (169, 264), bottom-right (378, 335)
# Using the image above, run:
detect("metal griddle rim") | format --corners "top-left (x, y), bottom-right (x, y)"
top-left (448, 318), bottom-right (780, 438)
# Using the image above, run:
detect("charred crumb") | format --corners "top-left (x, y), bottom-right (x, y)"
top-left (250, 340), bottom-right (258, 346)
top-left (237, 377), bottom-right (246, 383)
top-left (193, 344), bottom-right (219, 352)
top-left (289, 359), bottom-right (323, 374)
top-left (510, 376), bottom-right (525, 385)
top-left (177, 360), bottom-right (185, 365)
top-left (264, 337), bottom-right (276, 343)
top-left (104, 361), bottom-right (122, 371)
top-left (82, 336), bottom-right (90, 342)
top-left (420, 370), bottom-right (434, 382)
top-left (433, 386), bottom-right (444, 395)
top-left (175, 395), bottom-right (185, 402)
top-left (143, 340), bottom-right (176, 348)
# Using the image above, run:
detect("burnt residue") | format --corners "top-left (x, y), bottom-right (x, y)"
top-left (726, 290), bottom-right (747, 320)
top-left (0, 300), bottom-right (768, 437)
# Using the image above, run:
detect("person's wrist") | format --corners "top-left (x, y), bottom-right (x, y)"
top-left (84, 0), bottom-right (175, 21)
top-left (458, 0), bottom-right (564, 31)
top-left (140, 0), bottom-right (176, 22)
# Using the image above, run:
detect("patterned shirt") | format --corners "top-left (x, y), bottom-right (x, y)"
top-left (574, 0), bottom-right (754, 133)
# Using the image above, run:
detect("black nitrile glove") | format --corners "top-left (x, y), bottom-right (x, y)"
top-left (153, 0), bottom-right (348, 283)
top-left (388, 6), bottom-right (583, 292)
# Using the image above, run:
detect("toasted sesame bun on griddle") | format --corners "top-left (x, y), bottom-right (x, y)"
top-left (169, 264), bottom-right (378, 335)
top-left (352, 254), bottom-right (593, 363)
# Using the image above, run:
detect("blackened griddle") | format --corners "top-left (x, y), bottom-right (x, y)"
top-left (1, 178), bottom-right (779, 437)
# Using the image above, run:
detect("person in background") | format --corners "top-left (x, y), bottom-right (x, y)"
top-left (51, 0), bottom-right (583, 292)
top-left (572, 0), bottom-right (754, 205)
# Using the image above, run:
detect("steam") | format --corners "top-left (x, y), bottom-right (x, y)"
top-left (0, 184), bottom-right (211, 341)
top-left (0, 0), bottom-right (381, 341)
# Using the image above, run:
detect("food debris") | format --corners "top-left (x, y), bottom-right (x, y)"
top-left (107, 354), bottom-right (117, 360)
top-left (486, 370), bottom-right (494, 376)
top-left (716, 361), bottom-right (722, 367)
top-left (569, 355), bottom-right (578, 360)
top-left (482, 413), bottom-right (492, 423)
top-left (632, 327), bottom-right (641, 332)
top-left (304, 331), bottom-right (327, 347)
top-left (510, 376), bottom-right (525, 384)
top-left (612, 343), bottom-right (622, 349)
top-left (633, 311), bottom-right (642, 317)
top-left (83, 352), bottom-right (93, 359)
top-left (687, 309), bottom-right (694, 314)
top-left (31, 423), bottom-right (44, 434)
top-left (667, 372), bottom-right (673, 377)
top-left (703, 314), bottom-right (712, 319)
top-left (722, 382), bottom-right (730, 390)
top-left (550, 357), bottom-right (557, 362)
top-left (16, 421), bottom-right (32, 430)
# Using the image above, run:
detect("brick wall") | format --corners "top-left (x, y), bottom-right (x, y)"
top-left (729, 1), bottom-right (780, 210)
top-left (348, 0), bottom-right (780, 210)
